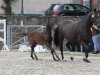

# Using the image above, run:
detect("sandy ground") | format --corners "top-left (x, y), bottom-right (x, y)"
top-left (0, 50), bottom-right (100, 75)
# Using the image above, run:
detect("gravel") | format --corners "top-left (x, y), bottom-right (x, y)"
top-left (0, 50), bottom-right (100, 75)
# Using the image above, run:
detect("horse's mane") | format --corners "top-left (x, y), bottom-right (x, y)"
top-left (46, 23), bottom-right (53, 46)
top-left (77, 11), bottom-right (94, 28)
top-left (79, 11), bottom-right (93, 21)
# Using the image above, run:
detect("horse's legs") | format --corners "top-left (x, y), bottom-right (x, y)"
top-left (66, 42), bottom-right (71, 51)
top-left (81, 42), bottom-right (90, 63)
top-left (71, 43), bottom-right (75, 52)
top-left (47, 44), bottom-right (60, 61)
top-left (60, 38), bottom-right (64, 60)
top-left (85, 49), bottom-right (89, 59)
top-left (31, 44), bottom-right (38, 60)
top-left (83, 50), bottom-right (90, 63)
top-left (76, 43), bottom-right (81, 52)
top-left (31, 45), bottom-right (34, 59)
top-left (59, 44), bottom-right (63, 60)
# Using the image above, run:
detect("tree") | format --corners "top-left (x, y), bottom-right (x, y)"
top-left (1, 0), bottom-right (17, 15)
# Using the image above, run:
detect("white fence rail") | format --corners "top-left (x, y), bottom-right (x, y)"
top-left (7, 25), bottom-right (46, 50)
top-left (0, 19), bottom-right (9, 51)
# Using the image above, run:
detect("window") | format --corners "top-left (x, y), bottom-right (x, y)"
top-left (73, 5), bottom-right (88, 12)
top-left (64, 5), bottom-right (74, 11)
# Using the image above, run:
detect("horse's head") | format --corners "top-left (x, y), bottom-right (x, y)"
top-left (85, 9), bottom-right (100, 29)
top-left (91, 9), bottom-right (100, 26)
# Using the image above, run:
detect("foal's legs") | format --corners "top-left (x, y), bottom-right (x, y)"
top-left (47, 44), bottom-right (60, 61)
top-left (31, 44), bottom-right (38, 60)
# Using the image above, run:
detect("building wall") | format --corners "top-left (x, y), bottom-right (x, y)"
top-left (82, 0), bottom-right (90, 8)
top-left (0, 0), bottom-right (82, 14)
top-left (99, 0), bottom-right (100, 10)
top-left (0, 0), bottom-right (4, 14)
top-left (12, 0), bottom-right (74, 14)
top-left (73, 0), bottom-right (82, 4)
top-left (91, 0), bottom-right (100, 10)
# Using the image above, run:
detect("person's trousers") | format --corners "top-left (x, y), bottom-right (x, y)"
top-left (92, 34), bottom-right (100, 51)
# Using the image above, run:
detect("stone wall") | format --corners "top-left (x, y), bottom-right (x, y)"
top-left (5, 15), bottom-right (100, 26)
top-left (6, 15), bottom-right (82, 26)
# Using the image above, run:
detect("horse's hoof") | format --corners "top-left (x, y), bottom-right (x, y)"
top-left (35, 57), bottom-right (38, 60)
top-left (54, 59), bottom-right (58, 61)
top-left (53, 58), bottom-right (59, 61)
top-left (36, 59), bottom-right (38, 61)
top-left (57, 58), bottom-right (61, 61)
top-left (31, 56), bottom-right (35, 59)
top-left (70, 57), bottom-right (74, 61)
top-left (61, 59), bottom-right (67, 62)
top-left (83, 58), bottom-right (91, 63)
top-left (62, 57), bottom-right (64, 60)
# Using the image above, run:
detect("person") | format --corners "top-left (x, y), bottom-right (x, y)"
top-left (92, 25), bottom-right (100, 54)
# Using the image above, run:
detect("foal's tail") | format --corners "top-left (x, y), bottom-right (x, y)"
top-left (54, 27), bottom-right (60, 47)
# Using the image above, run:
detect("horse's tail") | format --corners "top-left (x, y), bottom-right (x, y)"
top-left (54, 27), bottom-right (60, 47)
top-left (48, 36), bottom-right (52, 46)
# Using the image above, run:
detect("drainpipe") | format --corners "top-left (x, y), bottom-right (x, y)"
top-left (21, 0), bottom-right (24, 15)
top-left (21, 0), bottom-right (24, 26)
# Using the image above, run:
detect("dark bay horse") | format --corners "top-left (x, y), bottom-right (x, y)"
top-left (54, 10), bottom-right (99, 62)
top-left (28, 23), bottom-right (60, 61)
